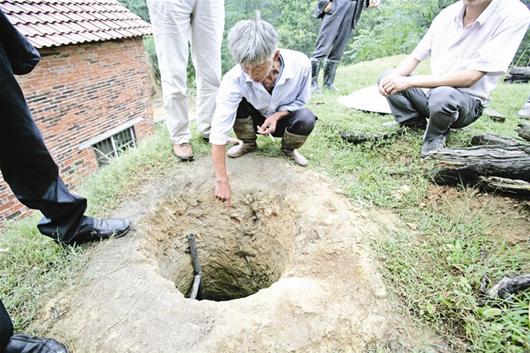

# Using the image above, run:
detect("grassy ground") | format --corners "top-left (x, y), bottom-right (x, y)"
top-left (302, 56), bottom-right (530, 352)
top-left (1, 55), bottom-right (529, 352)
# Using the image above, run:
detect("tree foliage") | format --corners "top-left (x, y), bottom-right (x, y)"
top-left (117, 0), bottom-right (149, 22)
top-left (346, 0), bottom-right (452, 63)
top-left (118, 0), bottom-right (529, 84)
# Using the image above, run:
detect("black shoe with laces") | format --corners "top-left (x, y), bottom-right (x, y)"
top-left (5, 334), bottom-right (68, 353)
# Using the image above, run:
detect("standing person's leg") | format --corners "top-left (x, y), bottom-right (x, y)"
top-left (311, 0), bottom-right (348, 92)
top-left (324, 0), bottom-right (357, 90)
top-left (0, 300), bottom-right (13, 352)
top-left (147, 0), bottom-right (194, 160)
top-left (0, 42), bottom-right (86, 243)
top-left (0, 41), bottom-right (129, 245)
top-left (190, 0), bottom-right (224, 140)
top-left (312, 0), bottom-right (348, 60)
top-left (274, 109), bottom-right (317, 166)
top-left (422, 86), bottom-right (483, 155)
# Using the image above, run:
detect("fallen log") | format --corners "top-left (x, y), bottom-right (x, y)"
top-left (517, 122), bottom-right (530, 142)
top-left (340, 129), bottom-right (403, 145)
top-left (428, 145), bottom-right (530, 184)
top-left (483, 108), bottom-right (506, 123)
top-left (470, 133), bottom-right (526, 147)
top-left (487, 274), bottom-right (530, 299)
top-left (504, 67), bottom-right (530, 83)
top-left (479, 176), bottom-right (530, 197)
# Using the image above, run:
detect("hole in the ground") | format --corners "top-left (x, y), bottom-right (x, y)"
top-left (142, 192), bottom-right (298, 301)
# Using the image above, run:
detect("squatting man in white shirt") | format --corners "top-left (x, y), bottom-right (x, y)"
top-left (209, 16), bottom-right (317, 207)
top-left (378, 0), bottom-right (530, 156)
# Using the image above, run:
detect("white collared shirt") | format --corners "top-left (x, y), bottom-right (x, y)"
top-left (411, 0), bottom-right (530, 104)
top-left (209, 49), bottom-right (311, 145)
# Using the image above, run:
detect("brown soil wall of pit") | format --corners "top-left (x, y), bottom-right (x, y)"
top-left (142, 193), bottom-right (298, 301)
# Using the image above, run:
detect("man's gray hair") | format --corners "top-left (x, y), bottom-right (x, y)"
top-left (228, 14), bottom-right (278, 65)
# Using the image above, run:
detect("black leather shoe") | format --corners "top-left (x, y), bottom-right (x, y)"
top-left (73, 218), bottom-right (131, 244)
top-left (5, 334), bottom-right (68, 353)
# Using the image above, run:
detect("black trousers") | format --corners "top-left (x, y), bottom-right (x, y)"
top-left (312, 0), bottom-right (365, 62)
top-left (236, 99), bottom-right (317, 137)
top-left (0, 39), bottom-right (92, 244)
top-left (0, 299), bottom-right (13, 353)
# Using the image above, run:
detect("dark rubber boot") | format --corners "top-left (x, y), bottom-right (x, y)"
top-left (310, 58), bottom-right (321, 93)
top-left (281, 130), bottom-right (309, 166)
top-left (323, 59), bottom-right (339, 91)
top-left (227, 116), bottom-right (257, 158)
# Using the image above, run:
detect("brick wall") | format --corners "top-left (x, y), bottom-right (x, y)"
top-left (0, 37), bottom-right (154, 224)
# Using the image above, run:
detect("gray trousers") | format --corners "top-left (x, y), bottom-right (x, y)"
top-left (312, 0), bottom-right (360, 62)
top-left (386, 86), bottom-right (484, 143)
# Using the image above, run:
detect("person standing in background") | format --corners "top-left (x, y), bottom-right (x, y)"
top-left (310, 0), bottom-right (380, 92)
top-left (147, 0), bottom-right (225, 160)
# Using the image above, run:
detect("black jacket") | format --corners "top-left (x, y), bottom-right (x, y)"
top-left (0, 8), bottom-right (40, 75)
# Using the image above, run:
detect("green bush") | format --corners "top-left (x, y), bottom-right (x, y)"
top-left (347, 0), bottom-right (529, 66)
top-left (345, 0), bottom-right (451, 63)
top-left (117, 0), bottom-right (149, 22)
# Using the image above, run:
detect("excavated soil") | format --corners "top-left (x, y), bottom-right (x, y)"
top-left (36, 156), bottom-right (445, 353)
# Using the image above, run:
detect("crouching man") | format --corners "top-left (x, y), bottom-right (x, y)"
top-left (210, 16), bottom-right (317, 207)
top-left (378, 0), bottom-right (530, 156)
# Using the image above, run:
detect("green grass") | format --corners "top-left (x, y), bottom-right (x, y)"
top-left (303, 56), bottom-right (530, 352)
top-left (1, 56), bottom-right (529, 351)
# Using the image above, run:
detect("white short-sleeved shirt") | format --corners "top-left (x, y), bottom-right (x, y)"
top-left (411, 0), bottom-right (530, 104)
top-left (209, 49), bottom-right (311, 145)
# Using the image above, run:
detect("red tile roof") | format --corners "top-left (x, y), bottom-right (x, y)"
top-left (0, 0), bottom-right (151, 48)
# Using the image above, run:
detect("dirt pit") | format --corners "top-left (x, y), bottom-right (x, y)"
top-left (36, 156), bottom-right (444, 353)
top-left (149, 193), bottom-right (297, 301)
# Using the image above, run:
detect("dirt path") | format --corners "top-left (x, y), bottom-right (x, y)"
top-left (35, 156), bottom-right (444, 353)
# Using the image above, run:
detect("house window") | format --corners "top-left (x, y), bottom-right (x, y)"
top-left (93, 127), bottom-right (136, 166)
